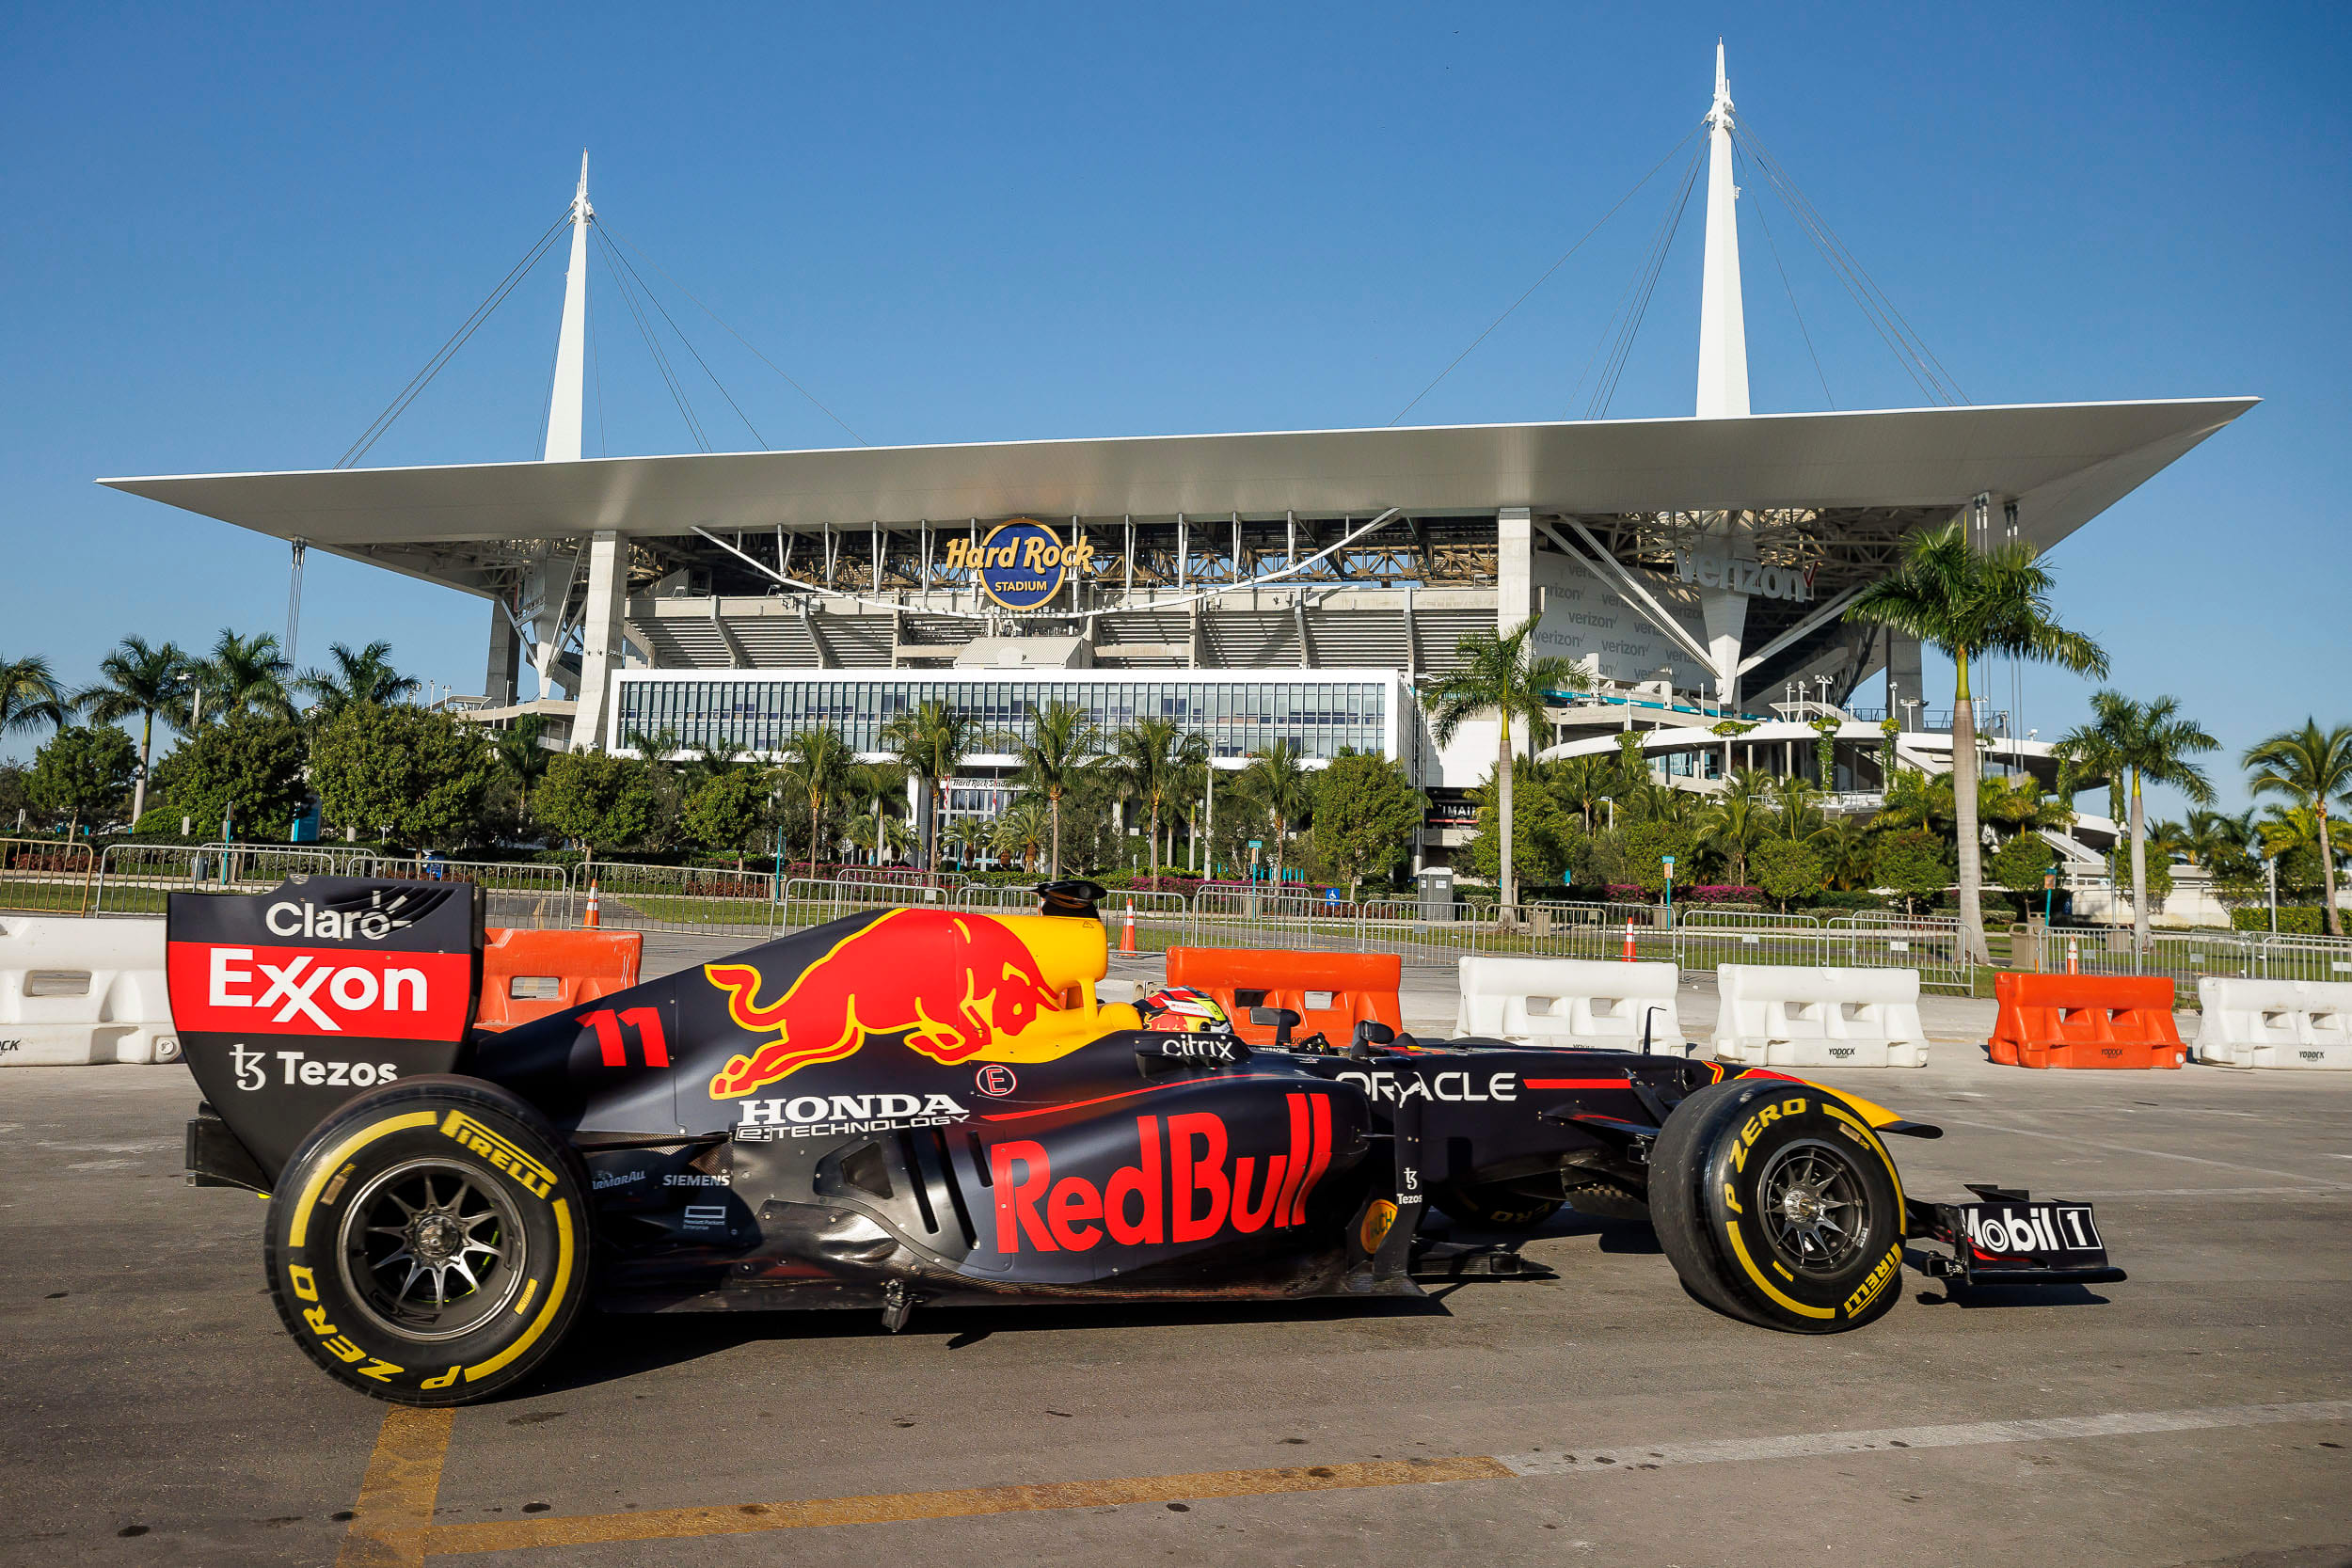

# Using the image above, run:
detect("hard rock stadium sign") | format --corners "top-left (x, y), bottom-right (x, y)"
top-left (941, 518), bottom-right (1102, 611)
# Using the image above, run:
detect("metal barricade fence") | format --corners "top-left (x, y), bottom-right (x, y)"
top-left (92, 843), bottom-right (382, 915)
top-left (2032, 927), bottom-right (2352, 996)
top-left (1824, 915), bottom-right (1972, 993)
top-left (373, 858), bottom-right (574, 930)
top-left (0, 838), bottom-right (96, 916)
top-left (589, 863), bottom-right (781, 938)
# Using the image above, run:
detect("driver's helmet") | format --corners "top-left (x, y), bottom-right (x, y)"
top-left (1136, 985), bottom-right (1232, 1035)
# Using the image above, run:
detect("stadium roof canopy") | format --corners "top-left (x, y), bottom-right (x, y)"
top-left (101, 395), bottom-right (2254, 597)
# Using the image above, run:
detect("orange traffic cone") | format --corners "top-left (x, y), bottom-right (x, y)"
top-left (584, 879), bottom-right (601, 928)
top-left (1622, 917), bottom-right (1636, 962)
top-left (2065, 936), bottom-right (2079, 975)
top-left (1120, 900), bottom-right (1137, 954)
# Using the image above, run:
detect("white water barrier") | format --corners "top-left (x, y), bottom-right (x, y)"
top-left (0, 915), bottom-right (179, 1066)
top-left (1710, 965), bottom-right (1928, 1069)
top-left (1454, 956), bottom-right (1692, 1057)
top-left (2193, 976), bottom-right (2352, 1069)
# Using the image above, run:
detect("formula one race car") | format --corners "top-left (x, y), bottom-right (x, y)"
top-left (167, 877), bottom-right (2122, 1405)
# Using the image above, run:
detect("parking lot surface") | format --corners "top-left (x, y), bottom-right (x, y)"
top-left (4, 942), bottom-right (2347, 1567)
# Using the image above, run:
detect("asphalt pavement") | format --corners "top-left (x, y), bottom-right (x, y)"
top-left (3, 937), bottom-right (2348, 1567)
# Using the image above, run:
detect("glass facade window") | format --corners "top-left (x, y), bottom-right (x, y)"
top-left (615, 676), bottom-right (1392, 762)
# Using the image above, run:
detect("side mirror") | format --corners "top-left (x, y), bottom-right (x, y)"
top-left (1248, 1006), bottom-right (1302, 1049)
top-left (1349, 1020), bottom-right (1397, 1059)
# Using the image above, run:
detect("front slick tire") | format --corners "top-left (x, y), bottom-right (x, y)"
top-left (262, 1075), bottom-right (591, 1405)
top-left (1650, 1078), bottom-right (1905, 1334)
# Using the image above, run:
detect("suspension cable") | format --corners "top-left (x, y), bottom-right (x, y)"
top-left (596, 228), bottom-right (770, 450)
top-left (1733, 119), bottom-right (1966, 404)
top-left (1586, 135), bottom-right (1706, 419)
top-left (1739, 141), bottom-right (1834, 409)
top-left (603, 225), bottom-right (870, 447)
top-left (596, 226), bottom-right (710, 451)
top-left (1386, 118), bottom-right (1707, 426)
top-left (335, 208), bottom-right (572, 467)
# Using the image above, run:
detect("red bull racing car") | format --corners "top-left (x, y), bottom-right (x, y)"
top-left (168, 877), bottom-right (2121, 1405)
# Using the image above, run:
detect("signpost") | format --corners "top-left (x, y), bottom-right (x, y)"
top-left (1661, 854), bottom-right (1676, 929)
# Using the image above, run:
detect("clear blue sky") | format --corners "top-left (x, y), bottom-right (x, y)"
top-left (5, 3), bottom-right (2346, 816)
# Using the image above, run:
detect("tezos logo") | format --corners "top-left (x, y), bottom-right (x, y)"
top-left (974, 1064), bottom-right (1020, 1098)
top-left (232, 1044), bottom-right (399, 1091)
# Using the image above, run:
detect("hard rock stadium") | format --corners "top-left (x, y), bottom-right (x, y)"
top-left (99, 47), bottom-right (2252, 878)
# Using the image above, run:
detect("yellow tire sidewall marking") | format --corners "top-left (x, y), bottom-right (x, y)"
top-left (287, 1111), bottom-right (439, 1249)
top-left (465, 1196), bottom-right (575, 1383)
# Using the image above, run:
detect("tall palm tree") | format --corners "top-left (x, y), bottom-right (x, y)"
top-left (1420, 615), bottom-right (1583, 909)
top-left (1237, 740), bottom-right (1313, 886)
top-left (1767, 774), bottom-right (1825, 841)
top-left (843, 759), bottom-right (910, 867)
top-left (77, 637), bottom-right (192, 826)
top-left (198, 629), bottom-right (295, 722)
top-left (1014, 702), bottom-right (1101, 879)
top-left (777, 727), bottom-right (855, 871)
top-left (1111, 716), bottom-right (1204, 877)
top-left (2244, 721), bottom-right (2352, 937)
top-left (2055, 691), bottom-right (2217, 952)
top-left (0, 654), bottom-right (75, 740)
top-left (882, 700), bottom-right (978, 872)
top-left (296, 640), bottom-right (421, 720)
top-left (492, 714), bottom-right (553, 824)
top-left (1846, 522), bottom-right (2108, 963)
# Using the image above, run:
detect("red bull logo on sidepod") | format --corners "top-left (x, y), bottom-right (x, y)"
top-left (706, 910), bottom-right (1064, 1099)
top-left (990, 1094), bottom-right (1333, 1254)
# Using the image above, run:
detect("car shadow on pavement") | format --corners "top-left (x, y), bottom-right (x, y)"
top-left (528, 1292), bottom-right (1456, 1399)
top-left (1899, 1245), bottom-right (2115, 1310)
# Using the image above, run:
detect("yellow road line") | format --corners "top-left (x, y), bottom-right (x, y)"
top-left (337, 1405), bottom-right (453, 1568)
top-left (402, 1455), bottom-right (1513, 1557)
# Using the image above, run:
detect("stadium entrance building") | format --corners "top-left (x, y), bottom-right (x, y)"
top-left (103, 53), bottom-right (2252, 870)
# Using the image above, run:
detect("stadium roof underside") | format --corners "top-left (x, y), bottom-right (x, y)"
top-left (101, 397), bottom-right (2255, 609)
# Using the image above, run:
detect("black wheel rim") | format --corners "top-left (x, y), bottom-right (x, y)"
top-left (1756, 1138), bottom-right (1870, 1275)
top-left (338, 1158), bottom-right (527, 1341)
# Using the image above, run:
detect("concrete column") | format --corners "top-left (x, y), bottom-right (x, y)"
top-left (1498, 507), bottom-right (1533, 633)
top-left (1700, 590), bottom-right (1748, 707)
top-left (485, 598), bottom-right (519, 705)
top-left (1886, 631), bottom-right (1923, 727)
top-left (573, 531), bottom-right (628, 752)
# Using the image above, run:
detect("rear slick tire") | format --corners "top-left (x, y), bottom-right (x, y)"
top-left (1650, 1078), bottom-right (1905, 1334)
top-left (262, 1075), bottom-right (592, 1405)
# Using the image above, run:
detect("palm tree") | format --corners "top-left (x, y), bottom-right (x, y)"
top-left (946, 814), bottom-right (993, 870)
top-left (882, 700), bottom-right (978, 871)
top-left (296, 640), bottom-right (421, 720)
top-left (492, 714), bottom-right (553, 824)
top-left (2183, 806), bottom-right (2258, 877)
top-left (1846, 522), bottom-right (2108, 963)
top-left (843, 759), bottom-right (910, 867)
top-left (1545, 753), bottom-right (1620, 833)
top-left (777, 727), bottom-right (855, 871)
top-left (1111, 716), bottom-right (1205, 877)
top-left (992, 799), bottom-right (1052, 876)
top-left (2244, 721), bottom-right (2352, 937)
top-left (76, 637), bottom-right (190, 825)
top-left (1420, 615), bottom-right (1584, 909)
top-left (1237, 740), bottom-right (1313, 886)
top-left (0, 654), bottom-right (75, 740)
top-left (1816, 816), bottom-right (1877, 892)
top-left (197, 629), bottom-right (295, 722)
top-left (2054, 691), bottom-right (2217, 952)
top-left (1767, 774), bottom-right (1825, 841)
top-left (1698, 792), bottom-right (1771, 886)
top-left (1014, 702), bottom-right (1101, 879)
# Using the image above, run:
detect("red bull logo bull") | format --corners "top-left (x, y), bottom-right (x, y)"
top-left (706, 910), bottom-right (1064, 1100)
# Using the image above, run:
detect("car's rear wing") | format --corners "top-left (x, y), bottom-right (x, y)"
top-left (167, 876), bottom-right (484, 1186)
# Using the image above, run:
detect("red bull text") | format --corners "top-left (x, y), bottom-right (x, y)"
top-left (989, 1094), bottom-right (1333, 1253)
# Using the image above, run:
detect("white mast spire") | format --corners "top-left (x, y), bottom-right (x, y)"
top-left (543, 151), bottom-right (593, 462)
top-left (1695, 42), bottom-right (1750, 419)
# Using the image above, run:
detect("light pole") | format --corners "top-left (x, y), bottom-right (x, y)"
top-left (2266, 853), bottom-right (2279, 935)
